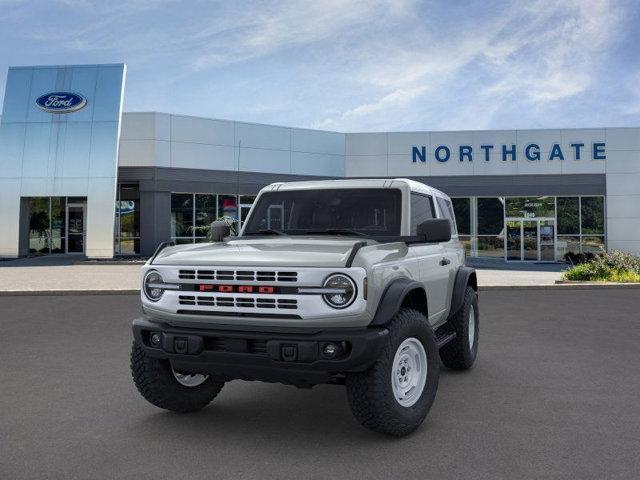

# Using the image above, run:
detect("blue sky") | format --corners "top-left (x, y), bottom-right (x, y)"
top-left (1, 0), bottom-right (639, 132)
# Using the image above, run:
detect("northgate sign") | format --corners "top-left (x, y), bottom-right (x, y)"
top-left (412, 142), bottom-right (606, 163)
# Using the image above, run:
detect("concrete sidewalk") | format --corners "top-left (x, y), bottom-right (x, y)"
top-left (0, 256), bottom-right (566, 293)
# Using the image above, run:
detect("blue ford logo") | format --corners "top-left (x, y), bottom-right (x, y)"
top-left (35, 92), bottom-right (87, 114)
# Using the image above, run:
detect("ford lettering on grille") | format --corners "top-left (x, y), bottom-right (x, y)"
top-left (197, 284), bottom-right (277, 294)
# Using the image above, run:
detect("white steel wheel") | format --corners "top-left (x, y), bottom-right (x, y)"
top-left (468, 304), bottom-right (476, 349)
top-left (391, 337), bottom-right (428, 407)
top-left (171, 367), bottom-right (209, 387)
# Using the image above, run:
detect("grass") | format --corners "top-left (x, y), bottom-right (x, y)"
top-left (563, 265), bottom-right (640, 283)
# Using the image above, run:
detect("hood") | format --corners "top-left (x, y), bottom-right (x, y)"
top-left (152, 237), bottom-right (365, 268)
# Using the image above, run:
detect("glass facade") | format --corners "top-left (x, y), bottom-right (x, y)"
top-left (171, 193), bottom-right (254, 243)
top-left (114, 184), bottom-right (140, 255)
top-left (27, 196), bottom-right (86, 255)
top-left (451, 195), bottom-right (606, 261)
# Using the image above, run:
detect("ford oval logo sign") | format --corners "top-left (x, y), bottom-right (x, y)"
top-left (35, 92), bottom-right (87, 114)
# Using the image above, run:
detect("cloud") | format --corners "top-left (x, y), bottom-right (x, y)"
top-left (190, 0), bottom-right (415, 69)
top-left (312, 0), bottom-right (625, 131)
top-left (0, 0), bottom-right (633, 131)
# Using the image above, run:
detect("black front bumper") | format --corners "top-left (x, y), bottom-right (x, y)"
top-left (132, 317), bottom-right (389, 386)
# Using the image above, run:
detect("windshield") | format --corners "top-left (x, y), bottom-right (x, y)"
top-left (242, 188), bottom-right (402, 237)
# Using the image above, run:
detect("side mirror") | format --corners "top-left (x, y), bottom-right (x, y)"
top-left (417, 218), bottom-right (451, 243)
top-left (209, 221), bottom-right (231, 242)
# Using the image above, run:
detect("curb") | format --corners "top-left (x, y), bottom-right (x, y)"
top-left (0, 289), bottom-right (140, 296)
top-left (2, 283), bottom-right (640, 295)
top-left (481, 283), bottom-right (640, 290)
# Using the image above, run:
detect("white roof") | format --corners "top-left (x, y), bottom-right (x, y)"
top-left (265, 178), bottom-right (448, 199)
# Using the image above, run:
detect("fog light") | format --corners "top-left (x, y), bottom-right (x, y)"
top-left (150, 332), bottom-right (162, 347)
top-left (322, 343), bottom-right (339, 358)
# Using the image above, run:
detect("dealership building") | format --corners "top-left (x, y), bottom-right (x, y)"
top-left (1, 63), bottom-right (639, 261)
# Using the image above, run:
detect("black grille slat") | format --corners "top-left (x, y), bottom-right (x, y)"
top-left (236, 297), bottom-right (255, 308)
top-left (196, 295), bottom-right (216, 306)
top-left (256, 298), bottom-right (276, 309)
top-left (216, 270), bottom-right (234, 280)
top-left (197, 270), bottom-right (215, 280)
top-left (178, 295), bottom-right (196, 305)
top-left (216, 297), bottom-right (234, 307)
top-left (256, 271), bottom-right (276, 281)
top-left (235, 271), bottom-right (255, 281)
top-left (277, 299), bottom-right (297, 309)
top-left (179, 270), bottom-right (196, 280)
top-left (179, 269), bottom-right (297, 283)
top-left (188, 295), bottom-right (297, 310)
top-left (277, 272), bottom-right (297, 282)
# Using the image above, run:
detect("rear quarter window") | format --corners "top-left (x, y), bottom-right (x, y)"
top-left (410, 193), bottom-right (435, 234)
top-left (436, 196), bottom-right (458, 235)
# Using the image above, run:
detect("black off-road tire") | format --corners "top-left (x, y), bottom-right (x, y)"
top-left (345, 308), bottom-right (440, 436)
top-left (439, 286), bottom-right (479, 370)
top-left (130, 341), bottom-right (224, 412)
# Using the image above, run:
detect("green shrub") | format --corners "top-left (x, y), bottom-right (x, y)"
top-left (563, 250), bottom-right (640, 282)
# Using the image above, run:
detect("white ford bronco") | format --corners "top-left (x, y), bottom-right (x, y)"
top-left (131, 178), bottom-right (478, 436)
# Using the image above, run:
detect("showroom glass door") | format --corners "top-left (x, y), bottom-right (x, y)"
top-left (505, 218), bottom-right (556, 261)
top-left (522, 220), bottom-right (538, 261)
top-left (539, 220), bottom-right (556, 261)
top-left (66, 203), bottom-right (86, 254)
top-left (506, 220), bottom-right (522, 260)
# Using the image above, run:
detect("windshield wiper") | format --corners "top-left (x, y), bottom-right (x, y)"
top-left (244, 229), bottom-right (287, 236)
top-left (302, 228), bottom-right (368, 237)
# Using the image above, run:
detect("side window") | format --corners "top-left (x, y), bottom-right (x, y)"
top-left (410, 193), bottom-right (435, 234)
top-left (436, 197), bottom-right (458, 235)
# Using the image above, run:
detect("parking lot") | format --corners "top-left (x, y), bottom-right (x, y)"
top-left (1, 289), bottom-right (639, 480)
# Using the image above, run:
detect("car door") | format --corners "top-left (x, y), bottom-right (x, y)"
top-left (409, 193), bottom-right (450, 324)
top-left (435, 196), bottom-right (461, 317)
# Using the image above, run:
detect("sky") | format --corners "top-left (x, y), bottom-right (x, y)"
top-left (0, 0), bottom-right (639, 132)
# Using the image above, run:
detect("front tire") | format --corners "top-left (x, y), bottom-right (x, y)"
top-left (130, 341), bottom-right (224, 412)
top-left (439, 286), bottom-right (479, 370)
top-left (345, 308), bottom-right (440, 436)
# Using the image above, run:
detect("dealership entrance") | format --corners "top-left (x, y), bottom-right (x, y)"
top-left (506, 218), bottom-right (556, 262)
top-left (25, 197), bottom-right (87, 255)
top-left (66, 201), bottom-right (86, 254)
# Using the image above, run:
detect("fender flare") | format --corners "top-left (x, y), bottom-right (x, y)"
top-left (448, 266), bottom-right (477, 320)
top-left (370, 278), bottom-right (427, 326)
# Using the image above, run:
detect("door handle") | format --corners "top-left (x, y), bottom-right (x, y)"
top-left (439, 258), bottom-right (451, 266)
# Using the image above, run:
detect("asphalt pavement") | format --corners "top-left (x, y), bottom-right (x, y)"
top-left (1, 289), bottom-right (639, 480)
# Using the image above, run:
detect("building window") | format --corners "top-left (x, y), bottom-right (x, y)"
top-left (195, 194), bottom-right (217, 242)
top-left (27, 196), bottom-right (86, 255)
top-left (171, 193), bottom-right (255, 243)
top-left (218, 195), bottom-right (239, 232)
top-left (581, 197), bottom-right (605, 235)
top-left (451, 198), bottom-right (471, 235)
top-left (477, 198), bottom-right (504, 235)
top-left (505, 196), bottom-right (555, 218)
top-left (29, 197), bottom-right (56, 254)
top-left (555, 196), bottom-right (606, 257)
top-left (114, 184), bottom-right (140, 255)
top-left (171, 193), bottom-right (194, 243)
top-left (557, 197), bottom-right (579, 235)
top-left (476, 235), bottom-right (504, 258)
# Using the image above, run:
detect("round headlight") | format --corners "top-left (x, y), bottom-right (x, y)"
top-left (322, 274), bottom-right (356, 309)
top-left (143, 270), bottom-right (164, 302)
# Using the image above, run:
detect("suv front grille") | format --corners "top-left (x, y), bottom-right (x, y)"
top-left (178, 269), bottom-right (298, 282)
top-left (178, 295), bottom-right (298, 310)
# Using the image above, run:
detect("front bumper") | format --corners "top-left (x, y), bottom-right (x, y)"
top-left (132, 317), bottom-right (389, 386)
